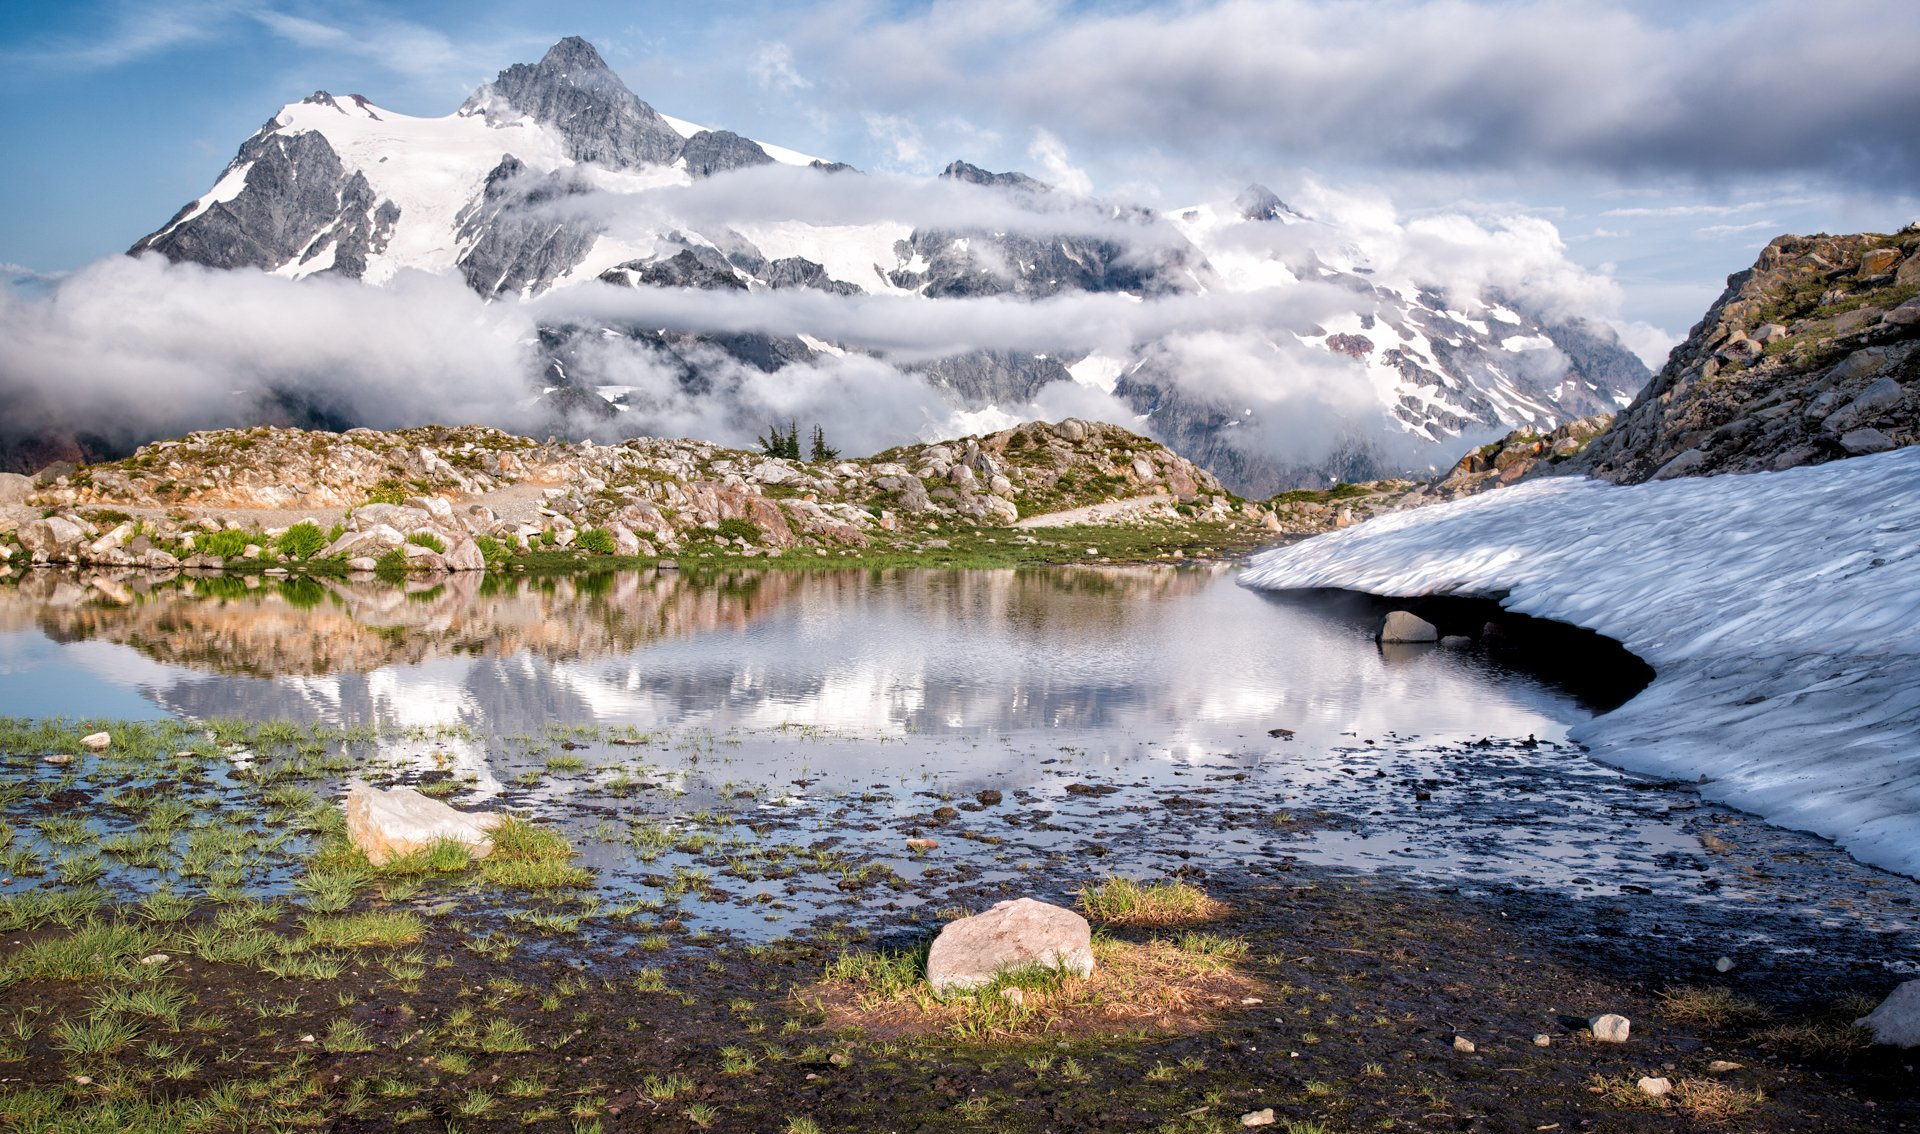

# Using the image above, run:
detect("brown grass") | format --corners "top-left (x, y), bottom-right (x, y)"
top-left (1656, 985), bottom-right (1772, 1028)
top-left (807, 935), bottom-right (1265, 1041)
top-left (1673, 1078), bottom-right (1766, 1124)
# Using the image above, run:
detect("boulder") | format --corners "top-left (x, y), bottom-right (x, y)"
top-left (1589, 1013), bottom-right (1631, 1043)
top-left (0, 473), bottom-right (32, 506)
top-left (1882, 298), bottom-right (1920, 326)
top-left (80, 731), bottom-right (111, 751)
top-left (1855, 979), bottom-right (1920, 1047)
top-left (1651, 447), bottom-right (1709, 480)
top-left (924, 897), bottom-right (1094, 995)
top-left (343, 782), bottom-right (501, 866)
top-left (1839, 428), bottom-right (1896, 455)
top-left (17, 516), bottom-right (87, 559)
top-left (1377, 610), bottom-right (1438, 643)
top-left (443, 538), bottom-right (486, 572)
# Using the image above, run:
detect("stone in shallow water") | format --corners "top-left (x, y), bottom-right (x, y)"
top-left (1855, 979), bottom-right (1920, 1047)
top-left (924, 897), bottom-right (1093, 995)
top-left (80, 732), bottom-right (111, 751)
top-left (344, 782), bottom-right (501, 866)
top-left (1377, 610), bottom-right (1437, 643)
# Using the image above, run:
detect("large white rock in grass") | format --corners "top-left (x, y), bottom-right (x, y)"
top-left (925, 897), bottom-right (1094, 995)
top-left (1855, 980), bottom-right (1920, 1047)
top-left (1376, 610), bottom-right (1438, 643)
top-left (344, 782), bottom-right (501, 865)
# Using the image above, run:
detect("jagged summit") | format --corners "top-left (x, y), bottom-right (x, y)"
top-left (941, 160), bottom-right (1048, 193)
top-left (459, 36), bottom-right (682, 169)
top-left (1235, 183), bottom-right (1297, 222)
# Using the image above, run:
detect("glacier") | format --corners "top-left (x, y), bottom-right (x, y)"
top-left (1239, 447), bottom-right (1920, 878)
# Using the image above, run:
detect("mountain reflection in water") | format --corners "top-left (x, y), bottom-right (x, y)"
top-left (0, 564), bottom-right (1582, 765)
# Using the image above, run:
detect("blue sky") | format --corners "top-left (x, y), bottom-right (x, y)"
top-left (3, 0), bottom-right (1917, 339)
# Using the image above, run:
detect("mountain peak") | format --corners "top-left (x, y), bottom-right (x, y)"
top-left (941, 160), bottom-right (1048, 194)
top-left (460, 35), bottom-right (683, 170)
top-left (1235, 184), bottom-right (1296, 222)
top-left (539, 36), bottom-right (609, 73)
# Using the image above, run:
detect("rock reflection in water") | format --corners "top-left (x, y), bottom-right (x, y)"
top-left (0, 564), bottom-right (1582, 784)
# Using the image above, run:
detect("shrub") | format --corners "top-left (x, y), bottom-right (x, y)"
top-left (574, 528), bottom-right (616, 555)
top-left (404, 532), bottom-right (446, 554)
top-left (475, 534), bottom-right (509, 568)
top-left (275, 521), bottom-right (328, 560)
top-left (201, 529), bottom-right (255, 559)
top-left (715, 518), bottom-right (761, 544)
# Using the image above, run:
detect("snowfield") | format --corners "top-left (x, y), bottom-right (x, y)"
top-left (1240, 448), bottom-right (1920, 878)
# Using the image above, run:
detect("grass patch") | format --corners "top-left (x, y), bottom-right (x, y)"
top-left (811, 934), bottom-right (1265, 1040)
top-left (299, 909), bottom-right (426, 948)
top-left (1656, 985), bottom-right (1771, 1028)
top-left (1077, 877), bottom-right (1228, 926)
top-left (478, 818), bottom-right (593, 890)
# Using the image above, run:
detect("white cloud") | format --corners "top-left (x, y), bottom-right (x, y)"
top-left (1027, 129), bottom-right (1093, 197)
top-left (863, 112), bottom-right (930, 168)
top-left (750, 42), bottom-right (812, 92)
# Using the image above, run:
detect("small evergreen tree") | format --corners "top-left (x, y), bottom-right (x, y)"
top-left (809, 424), bottom-right (840, 462)
top-left (758, 420), bottom-right (801, 459)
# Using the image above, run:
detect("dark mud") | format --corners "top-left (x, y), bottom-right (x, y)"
top-left (1, 719), bottom-right (1918, 1132)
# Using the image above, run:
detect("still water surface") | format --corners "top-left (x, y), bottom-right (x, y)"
top-left (2, 564), bottom-right (1914, 953)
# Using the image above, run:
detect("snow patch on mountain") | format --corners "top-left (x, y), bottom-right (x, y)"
top-left (1240, 446), bottom-right (1920, 879)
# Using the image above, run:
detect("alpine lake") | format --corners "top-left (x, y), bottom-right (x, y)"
top-left (0, 563), bottom-right (1914, 1133)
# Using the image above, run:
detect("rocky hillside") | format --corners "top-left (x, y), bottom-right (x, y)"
top-left (0, 420), bottom-right (1272, 573)
top-left (1576, 227), bottom-right (1920, 483)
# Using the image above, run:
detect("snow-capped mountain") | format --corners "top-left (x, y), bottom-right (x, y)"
top-left (126, 36), bottom-right (1649, 494)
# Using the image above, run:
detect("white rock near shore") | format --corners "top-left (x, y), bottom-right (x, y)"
top-left (344, 782), bottom-right (502, 865)
top-left (1855, 979), bottom-right (1920, 1047)
top-left (924, 897), bottom-right (1095, 995)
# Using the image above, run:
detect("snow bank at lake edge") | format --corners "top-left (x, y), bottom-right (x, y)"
top-left (1240, 448), bottom-right (1920, 879)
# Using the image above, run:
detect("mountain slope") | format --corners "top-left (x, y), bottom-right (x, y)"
top-left (114, 36), bottom-right (1650, 493)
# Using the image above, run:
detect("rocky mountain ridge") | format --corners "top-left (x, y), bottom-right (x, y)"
top-left (92, 36), bottom-right (1652, 496)
top-left (1574, 227), bottom-right (1920, 483)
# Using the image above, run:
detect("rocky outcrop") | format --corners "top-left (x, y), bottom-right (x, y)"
top-left (131, 117), bottom-right (395, 278)
top-left (680, 130), bottom-right (775, 178)
top-left (1412, 415), bottom-right (1613, 502)
top-left (1577, 228), bottom-right (1920, 483)
top-left (2, 419), bottom-right (1247, 573)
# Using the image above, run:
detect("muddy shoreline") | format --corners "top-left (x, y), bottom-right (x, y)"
top-left (1, 714), bottom-right (1916, 1131)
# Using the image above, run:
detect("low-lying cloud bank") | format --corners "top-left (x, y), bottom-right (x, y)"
top-left (0, 171), bottom-right (1645, 477)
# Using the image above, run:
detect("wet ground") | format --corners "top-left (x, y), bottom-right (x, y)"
top-left (0, 566), bottom-right (1917, 1129)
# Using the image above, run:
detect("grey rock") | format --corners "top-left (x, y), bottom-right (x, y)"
top-left (1240, 1109), bottom-right (1276, 1128)
top-left (940, 160), bottom-right (1049, 194)
top-left (680, 129), bottom-right (775, 178)
top-left (0, 472), bottom-right (30, 505)
top-left (1651, 447), bottom-right (1709, 480)
top-left (460, 37), bottom-right (684, 170)
top-left (1839, 427), bottom-right (1895, 455)
top-left (1234, 183), bottom-right (1298, 222)
top-left (1439, 634), bottom-right (1472, 647)
top-left (765, 256), bottom-right (863, 295)
top-left (132, 116), bottom-right (393, 279)
top-left (17, 516), bottom-right (86, 558)
top-left (911, 350), bottom-right (1075, 406)
top-left (455, 157), bottom-right (601, 297)
top-left (1884, 298), bottom-right (1920, 326)
top-left (1638, 1076), bottom-right (1672, 1098)
top-left (1827, 347), bottom-right (1889, 384)
top-left (925, 898), bottom-right (1095, 995)
top-left (1378, 610), bottom-right (1438, 643)
top-left (1855, 981), bottom-right (1920, 1046)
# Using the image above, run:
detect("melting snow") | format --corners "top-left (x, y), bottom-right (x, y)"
top-left (1240, 448), bottom-right (1920, 879)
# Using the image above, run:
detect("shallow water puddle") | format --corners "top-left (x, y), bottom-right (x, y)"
top-left (2, 564), bottom-right (1918, 968)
